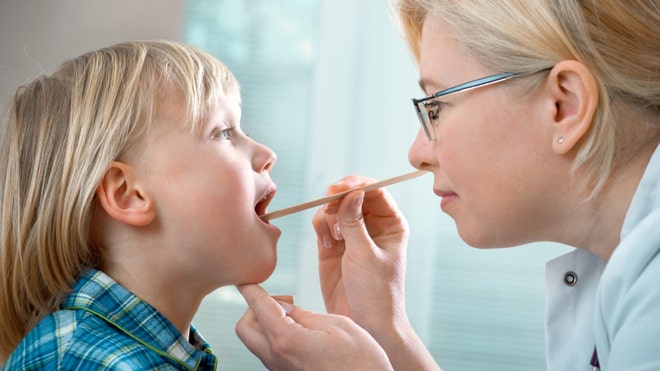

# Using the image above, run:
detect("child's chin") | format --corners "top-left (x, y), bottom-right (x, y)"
top-left (241, 262), bottom-right (277, 285)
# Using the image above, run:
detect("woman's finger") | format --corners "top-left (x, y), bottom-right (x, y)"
top-left (235, 307), bottom-right (273, 360)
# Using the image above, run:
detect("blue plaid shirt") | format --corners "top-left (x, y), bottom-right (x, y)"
top-left (3, 269), bottom-right (218, 370)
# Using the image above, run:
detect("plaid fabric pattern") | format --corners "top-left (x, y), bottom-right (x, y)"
top-left (3, 269), bottom-right (217, 370)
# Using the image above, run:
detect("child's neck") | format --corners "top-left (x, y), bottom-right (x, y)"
top-left (101, 262), bottom-right (206, 342)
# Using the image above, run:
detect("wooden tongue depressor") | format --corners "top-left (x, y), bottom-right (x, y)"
top-left (260, 170), bottom-right (428, 221)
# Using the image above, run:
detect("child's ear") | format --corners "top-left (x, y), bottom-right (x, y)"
top-left (546, 60), bottom-right (599, 155)
top-left (96, 161), bottom-right (155, 226)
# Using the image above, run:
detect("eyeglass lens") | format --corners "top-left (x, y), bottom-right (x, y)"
top-left (415, 101), bottom-right (435, 140)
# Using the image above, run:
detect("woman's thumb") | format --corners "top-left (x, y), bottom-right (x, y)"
top-left (336, 190), bottom-right (368, 242)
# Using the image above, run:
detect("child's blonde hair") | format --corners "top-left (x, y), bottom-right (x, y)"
top-left (393, 0), bottom-right (660, 198)
top-left (0, 40), bottom-right (240, 361)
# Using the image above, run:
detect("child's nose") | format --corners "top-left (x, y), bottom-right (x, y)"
top-left (254, 142), bottom-right (276, 173)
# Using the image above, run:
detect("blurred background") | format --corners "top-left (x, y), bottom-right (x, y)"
top-left (1, 1), bottom-right (571, 369)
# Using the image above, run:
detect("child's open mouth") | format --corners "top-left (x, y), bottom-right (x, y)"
top-left (256, 187), bottom-right (276, 219)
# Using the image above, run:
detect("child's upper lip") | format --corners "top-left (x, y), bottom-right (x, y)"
top-left (256, 183), bottom-right (277, 216)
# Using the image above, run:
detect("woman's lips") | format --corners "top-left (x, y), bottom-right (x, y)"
top-left (434, 189), bottom-right (458, 211)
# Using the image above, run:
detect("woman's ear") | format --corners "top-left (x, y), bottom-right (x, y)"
top-left (96, 161), bottom-right (155, 226)
top-left (546, 60), bottom-right (599, 155)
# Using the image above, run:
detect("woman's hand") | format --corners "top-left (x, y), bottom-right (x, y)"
top-left (311, 175), bottom-right (441, 371)
top-left (312, 175), bottom-right (409, 339)
top-left (235, 284), bottom-right (393, 371)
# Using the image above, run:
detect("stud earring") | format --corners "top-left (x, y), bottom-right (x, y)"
top-left (557, 137), bottom-right (564, 144)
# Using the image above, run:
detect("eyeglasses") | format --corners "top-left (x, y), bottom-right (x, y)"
top-left (412, 71), bottom-right (525, 141)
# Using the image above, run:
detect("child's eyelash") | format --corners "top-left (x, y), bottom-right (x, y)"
top-left (213, 127), bottom-right (234, 140)
top-left (210, 127), bottom-right (251, 141)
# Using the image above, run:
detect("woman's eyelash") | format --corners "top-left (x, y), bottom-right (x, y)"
top-left (425, 101), bottom-right (444, 120)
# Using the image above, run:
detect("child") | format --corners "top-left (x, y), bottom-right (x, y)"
top-left (0, 40), bottom-right (281, 369)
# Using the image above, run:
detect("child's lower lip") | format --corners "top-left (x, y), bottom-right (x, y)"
top-left (269, 225), bottom-right (282, 238)
top-left (260, 217), bottom-right (282, 233)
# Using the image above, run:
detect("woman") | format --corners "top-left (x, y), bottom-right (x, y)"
top-left (235, 0), bottom-right (660, 370)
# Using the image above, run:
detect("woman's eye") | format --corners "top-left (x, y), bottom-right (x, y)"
top-left (425, 101), bottom-right (443, 122)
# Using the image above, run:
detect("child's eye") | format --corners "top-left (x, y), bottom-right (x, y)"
top-left (212, 127), bottom-right (234, 141)
top-left (424, 101), bottom-right (444, 123)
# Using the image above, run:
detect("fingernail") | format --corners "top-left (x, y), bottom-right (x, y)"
top-left (333, 223), bottom-right (343, 240)
top-left (322, 234), bottom-right (334, 248)
top-left (277, 300), bottom-right (293, 315)
top-left (324, 202), bottom-right (337, 214)
top-left (351, 192), bottom-right (364, 211)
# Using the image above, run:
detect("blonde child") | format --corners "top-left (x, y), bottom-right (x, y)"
top-left (0, 40), bottom-right (281, 369)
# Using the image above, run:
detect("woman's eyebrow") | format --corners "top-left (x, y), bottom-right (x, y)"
top-left (418, 78), bottom-right (445, 94)
top-left (418, 78), bottom-right (429, 92)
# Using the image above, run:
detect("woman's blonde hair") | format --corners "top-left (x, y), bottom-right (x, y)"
top-left (392, 0), bottom-right (660, 196)
top-left (0, 40), bottom-right (239, 361)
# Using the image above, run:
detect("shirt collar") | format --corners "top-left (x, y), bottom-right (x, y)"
top-left (62, 269), bottom-right (215, 369)
top-left (621, 144), bottom-right (660, 239)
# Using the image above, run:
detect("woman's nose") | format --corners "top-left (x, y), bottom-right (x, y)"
top-left (408, 128), bottom-right (435, 170)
